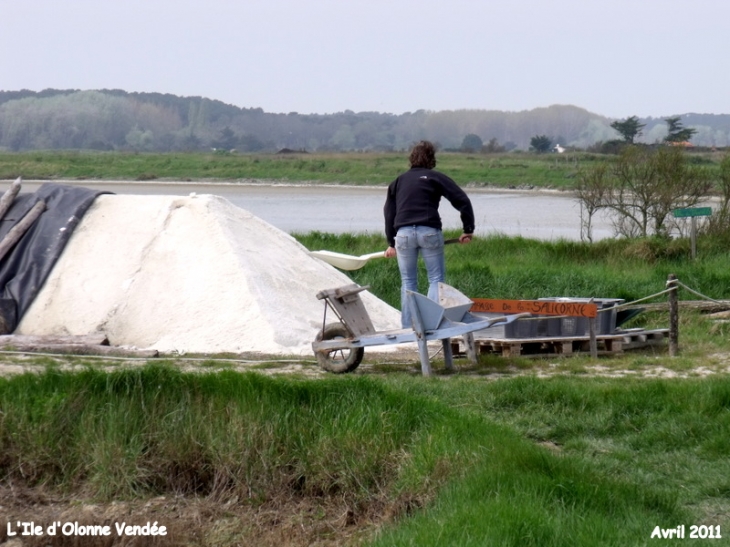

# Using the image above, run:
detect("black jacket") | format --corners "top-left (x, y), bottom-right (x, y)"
top-left (384, 167), bottom-right (475, 247)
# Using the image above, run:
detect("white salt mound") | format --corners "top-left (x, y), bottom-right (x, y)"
top-left (17, 194), bottom-right (402, 355)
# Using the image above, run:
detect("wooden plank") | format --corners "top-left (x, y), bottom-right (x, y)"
top-left (636, 301), bottom-right (730, 313)
top-left (472, 334), bottom-right (625, 344)
top-left (471, 298), bottom-right (597, 318)
top-left (0, 334), bottom-right (109, 346)
top-left (0, 333), bottom-right (158, 358)
top-left (620, 329), bottom-right (668, 350)
top-left (604, 338), bottom-right (623, 353)
top-left (0, 177), bottom-right (22, 219)
top-left (0, 343), bottom-right (157, 358)
top-left (556, 341), bottom-right (573, 355)
top-left (18, 344), bottom-right (157, 358)
top-left (501, 343), bottom-right (522, 357)
top-left (0, 199), bottom-right (46, 262)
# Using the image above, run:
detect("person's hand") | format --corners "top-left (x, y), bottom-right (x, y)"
top-left (384, 246), bottom-right (396, 258)
top-left (459, 233), bottom-right (473, 244)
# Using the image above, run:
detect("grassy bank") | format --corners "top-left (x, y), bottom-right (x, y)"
top-left (2, 149), bottom-right (727, 189)
top-left (4, 365), bottom-right (730, 546)
top-left (2, 150), bottom-right (728, 192)
top-left (372, 374), bottom-right (730, 546)
top-left (295, 232), bottom-right (730, 324)
top-left (0, 150), bottom-right (628, 189)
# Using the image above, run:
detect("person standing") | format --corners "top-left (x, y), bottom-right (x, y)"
top-left (383, 140), bottom-right (475, 328)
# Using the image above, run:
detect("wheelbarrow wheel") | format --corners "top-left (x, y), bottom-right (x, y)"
top-left (314, 323), bottom-right (364, 373)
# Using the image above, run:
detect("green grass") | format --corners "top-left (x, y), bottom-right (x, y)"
top-left (0, 366), bottom-right (424, 500)
top-left (0, 150), bottom-right (623, 189)
top-left (2, 150), bottom-right (728, 197)
top-left (370, 375), bottom-right (730, 546)
top-left (2, 365), bottom-right (729, 545)
top-left (295, 232), bottom-right (730, 319)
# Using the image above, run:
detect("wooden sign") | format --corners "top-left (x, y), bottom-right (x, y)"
top-left (471, 298), bottom-right (597, 318)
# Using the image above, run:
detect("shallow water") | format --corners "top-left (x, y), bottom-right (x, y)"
top-left (20, 180), bottom-right (615, 241)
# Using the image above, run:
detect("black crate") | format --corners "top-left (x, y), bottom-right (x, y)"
top-left (537, 297), bottom-right (624, 336)
top-left (472, 312), bottom-right (537, 339)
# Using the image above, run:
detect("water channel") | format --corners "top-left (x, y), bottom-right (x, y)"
top-left (21, 180), bottom-right (616, 241)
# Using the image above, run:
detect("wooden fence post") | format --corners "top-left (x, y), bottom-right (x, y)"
top-left (588, 298), bottom-right (598, 358)
top-left (589, 317), bottom-right (598, 358)
top-left (668, 273), bottom-right (679, 357)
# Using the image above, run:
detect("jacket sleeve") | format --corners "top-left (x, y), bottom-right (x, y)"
top-left (441, 176), bottom-right (475, 234)
top-left (383, 180), bottom-right (398, 246)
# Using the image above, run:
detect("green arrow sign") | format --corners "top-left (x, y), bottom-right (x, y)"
top-left (673, 207), bottom-right (712, 218)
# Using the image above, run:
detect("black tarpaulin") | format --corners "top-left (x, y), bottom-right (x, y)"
top-left (0, 183), bottom-right (110, 333)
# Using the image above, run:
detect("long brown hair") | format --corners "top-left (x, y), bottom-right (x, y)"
top-left (409, 140), bottom-right (437, 169)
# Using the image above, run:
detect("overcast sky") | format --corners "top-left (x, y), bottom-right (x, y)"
top-left (2, 0), bottom-right (728, 119)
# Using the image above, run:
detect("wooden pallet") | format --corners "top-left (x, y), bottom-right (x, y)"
top-left (617, 328), bottom-right (670, 350)
top-left (452, 328), bottom-right (668, 358)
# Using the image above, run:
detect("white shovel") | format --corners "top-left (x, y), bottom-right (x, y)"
top-left (310, 239), bottom-right (461, 270)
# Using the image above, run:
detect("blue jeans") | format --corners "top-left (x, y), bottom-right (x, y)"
top-left (395, 226), bottom-right (445, 328)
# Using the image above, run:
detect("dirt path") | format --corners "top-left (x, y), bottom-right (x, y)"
top-left (1, 344), bottom-right (730, 379)
top-left (0, 485), bottom-right (389, 547)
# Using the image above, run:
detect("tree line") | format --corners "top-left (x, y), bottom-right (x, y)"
top-left (527, 116), bottom-right (703, 153)
top-left (1, 89), bottom-right (729, 153)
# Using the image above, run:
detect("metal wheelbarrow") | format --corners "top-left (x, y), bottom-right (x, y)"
top-left (312, 282), bottom-right (527, 376)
